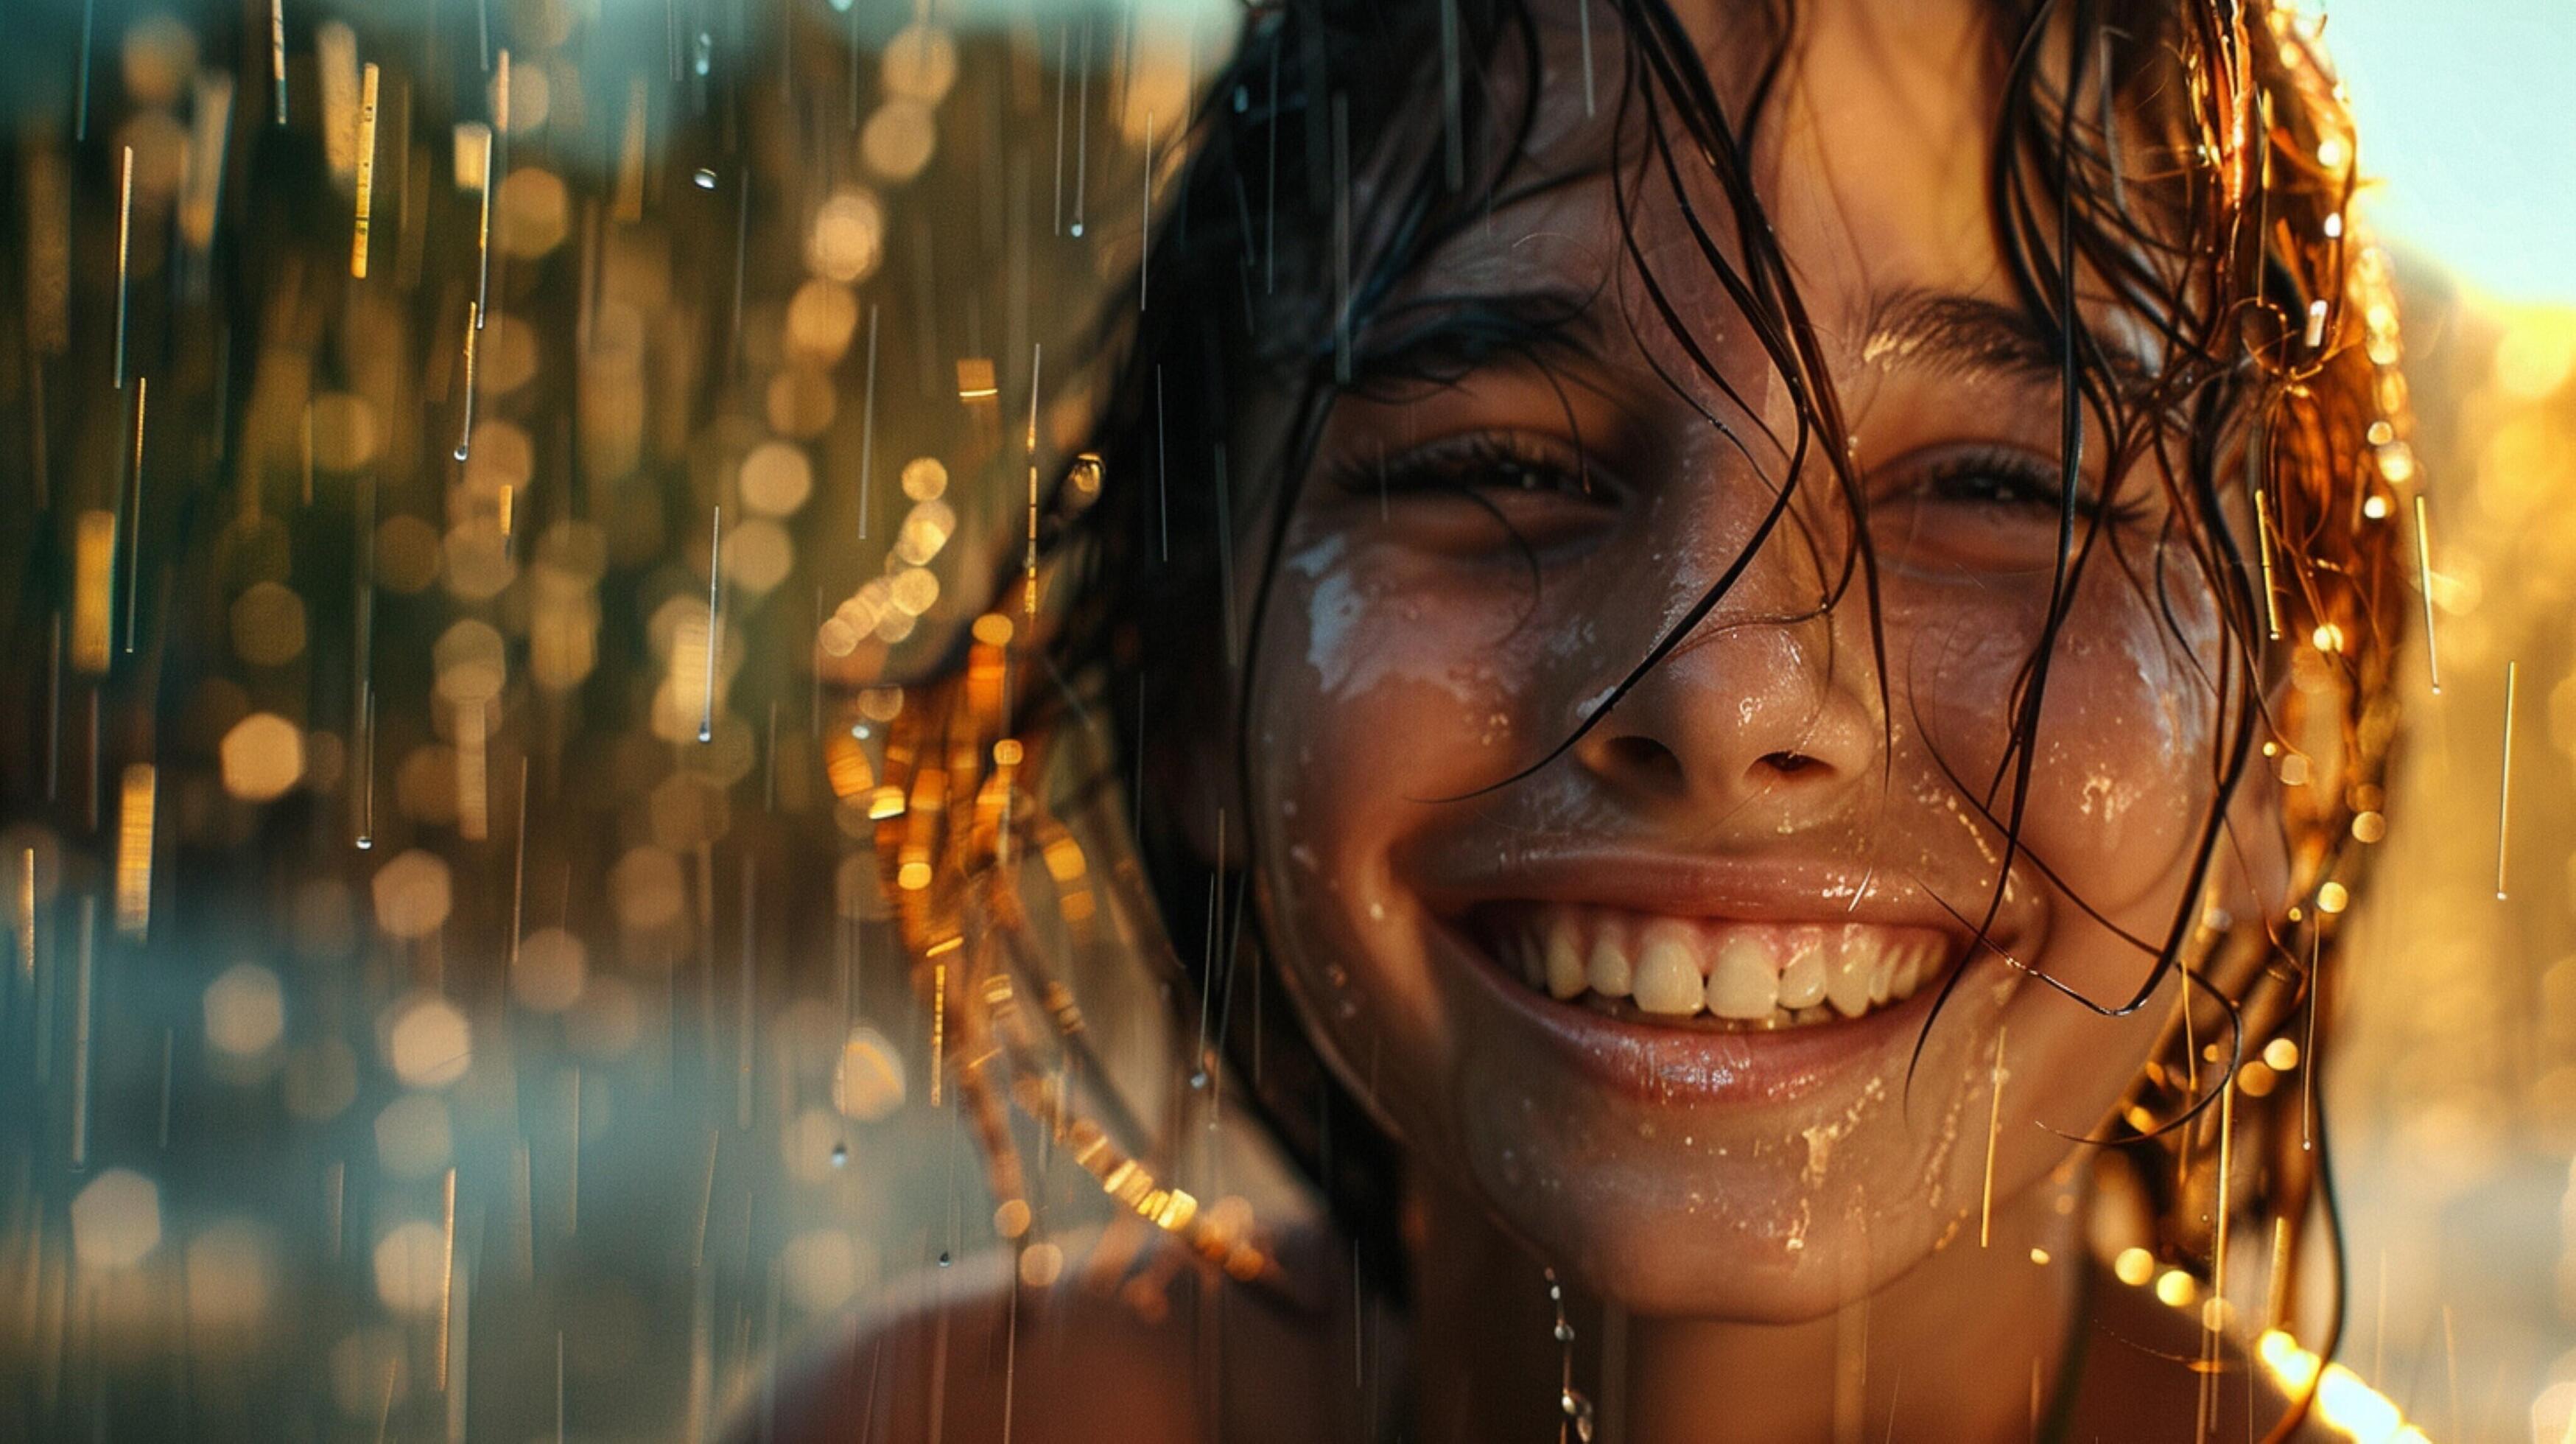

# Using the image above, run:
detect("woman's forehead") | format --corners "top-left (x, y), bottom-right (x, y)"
top-left (1383, 0), bottom-right (2166, 389)
top-left (1740, 0), bottom-right (2009, 315)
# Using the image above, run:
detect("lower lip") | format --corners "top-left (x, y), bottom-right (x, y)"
top-left (1433, 922), bottom-right (1970, 1109)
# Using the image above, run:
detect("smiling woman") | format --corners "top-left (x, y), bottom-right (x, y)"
top-left (768, 0), bottom-right (2411, 1439)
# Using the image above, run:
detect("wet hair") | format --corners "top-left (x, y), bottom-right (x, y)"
top-left (889, 0), bottom-right (2407, 1430)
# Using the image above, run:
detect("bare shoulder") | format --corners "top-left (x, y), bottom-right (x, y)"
top-left (740, 1227), bottom-right (1314, 1444)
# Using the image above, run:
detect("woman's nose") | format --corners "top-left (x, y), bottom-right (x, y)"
top-left (1570, 618), bottom-right (1879, 824)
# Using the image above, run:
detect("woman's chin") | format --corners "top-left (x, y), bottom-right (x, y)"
top-left (1504, 1196), bottom-right (1920, 1323)
top-left (1448, 1114), bottom-right (1950, 1323)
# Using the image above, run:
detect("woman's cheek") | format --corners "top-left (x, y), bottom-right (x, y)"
top-left (1895, 575), bottom-right (2215, 921)
top-left (1247, 545), bottom-right (1534, 1057)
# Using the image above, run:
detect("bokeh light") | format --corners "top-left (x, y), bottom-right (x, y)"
top-left (382, 994), bottom-right (472, 1089)
top-left (1, 1), bottom-right (2561, 1437)
top-left (219, 713), bottom-right (306, 802)
top-left (204, 963), bottom-right (287, 1058)
top-left (71, 1171), bottom-right (162, 1271)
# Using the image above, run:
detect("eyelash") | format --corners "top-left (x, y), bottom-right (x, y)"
top-left (1335, 434), bottom-right (2144, 529)
top-left (1333, 432), bottom-right (1610, 505)
top-left (1910, 447), bottom-right (2144, 524)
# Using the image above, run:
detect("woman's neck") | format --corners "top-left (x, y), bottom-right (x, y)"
top-left (1403, 1170), bottom-right (2087, 1443)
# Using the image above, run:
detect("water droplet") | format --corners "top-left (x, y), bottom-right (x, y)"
top-left (692, 168), bottom-right (718, 190)
top-left (1069, 221), bottom-right (1084, 237)
top-left (829, 1143), bottom-right (848, 1167)
top-left (936, 1250), bottom-right (952, 1266)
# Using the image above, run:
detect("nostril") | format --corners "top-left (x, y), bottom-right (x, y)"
top-left (1758, 750), bottom-right (1822, 777)
top-left (1601, 734), bottom-right (1686, 794)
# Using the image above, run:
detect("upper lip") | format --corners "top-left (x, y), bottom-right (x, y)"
top-left (1409, 844), bottom-right (2035, 963)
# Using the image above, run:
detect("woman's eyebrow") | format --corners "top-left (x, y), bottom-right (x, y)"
top-left (1345, 287), bottom-right (1615, 388)
top-left (1859, 287), bottom-right (2155, 390)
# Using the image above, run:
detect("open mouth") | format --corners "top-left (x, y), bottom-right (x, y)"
top-left (1467, 902), bottom-right (1962, 1031)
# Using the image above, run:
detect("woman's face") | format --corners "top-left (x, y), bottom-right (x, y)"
top-left (1222, 0), bottom-right (2276, 1319)
top-left (1205, 0), bottom-right (2277, 1320)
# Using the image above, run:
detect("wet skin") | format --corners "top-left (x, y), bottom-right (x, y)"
top-left (1194, 0), bottom-right (2289, 1436)
top-left (766, 0), bottom-right (2314, 1437)
top-left (1226, 0), bottom-right (2274, 1330)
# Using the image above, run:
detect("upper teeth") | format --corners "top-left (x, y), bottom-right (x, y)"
top-left (1488, 906), bottom-right (1946, 1028)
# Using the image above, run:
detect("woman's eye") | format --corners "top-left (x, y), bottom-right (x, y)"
top-left (1922, 458), bottom-right (2074, 512)
top-left (1351, 434), bottom-right (1612, 505)
top-left (1334, 432), bottom-right (1620, 557)
top-left (1876, 447), bottom-right (2145, 575)
top-left (1486, 460), bottom-right (1589, 495)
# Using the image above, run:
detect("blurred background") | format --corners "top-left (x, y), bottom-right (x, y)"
top-left (0, 0), bottom-right (2570, 1438)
